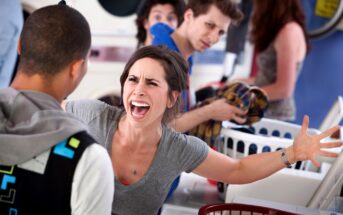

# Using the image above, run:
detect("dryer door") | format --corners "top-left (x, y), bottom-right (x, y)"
top-left (98, 0), bottom-right (141, 17)
top-left (301, 0), bottom-right (343, 39)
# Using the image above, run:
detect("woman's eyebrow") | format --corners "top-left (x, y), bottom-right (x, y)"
top-left (150, 9), bottom-right (164, 13)
top-left (146, 78), bottom-right (160, 83)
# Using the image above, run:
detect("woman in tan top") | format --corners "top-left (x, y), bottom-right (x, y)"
top-left (244, 0), bottom-right (309, 121)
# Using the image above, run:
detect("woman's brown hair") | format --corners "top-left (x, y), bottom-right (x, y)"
top-left (120, 45), bottom-right (188, 123)
top-left (250, 0), bottom-right (310, 53)
top-left (135, 0), bottom-right (186, 48)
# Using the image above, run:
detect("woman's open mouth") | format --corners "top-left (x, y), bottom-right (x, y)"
top-left (130, 101), bottom-right (150, 118)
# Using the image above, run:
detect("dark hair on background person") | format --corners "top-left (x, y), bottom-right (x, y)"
top-left (18, 4), bottom-right (91, 78)
top-left (186, 0), bottom-right (243, 23)
top-left (135, 0), bottom-right (186, 48)
top-left (120, 45), bottom-right (188, 123)
top-left (250, 0), bottom-right (310, 53)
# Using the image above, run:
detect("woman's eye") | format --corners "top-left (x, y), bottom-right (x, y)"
top-left (148, 81), bottom-right (158, 86)
top-left (154, 14), bottom-right (162, 21)
top-left (167, 15), bottom-right (177, 22)
top-left (128, 77), bottom-right (137, 82)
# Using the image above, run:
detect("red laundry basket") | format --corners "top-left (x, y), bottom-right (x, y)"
top-left (198, 203), bottom-right (297, 215)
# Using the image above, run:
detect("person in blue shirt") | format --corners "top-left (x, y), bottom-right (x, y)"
top-left (135, 0), bottom-right (186, 48)
top-left (151, 0), bottom-right (246, 133)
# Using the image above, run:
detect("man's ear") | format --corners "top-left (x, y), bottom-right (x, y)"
top-left (69, 59), bottom-right (84, 81)
top-left (167, 91), bottom-right (180, 108)
top-left (17, 40), bottom-right (21, 55)
top-left (183, 8), bottom-right (194, 22)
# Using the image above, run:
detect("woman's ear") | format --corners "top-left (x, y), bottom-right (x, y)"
top-left (167, 91), bottom-right (180, 108)
top-left (143, 18), bottom-right (149, 30)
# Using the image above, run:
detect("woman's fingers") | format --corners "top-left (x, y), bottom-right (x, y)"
top-left (318, 150), bottom-right (340, 158)
top-left (296, 115), bottom-right (342, 166)
top-left (317, 125), bottom-right (340, 140)
top-left (300, 115), bottom-right (309, 133)
top-left (320, 141), bottom-right (343, 149)
top-left (311, 158), bottom-right (321, 168)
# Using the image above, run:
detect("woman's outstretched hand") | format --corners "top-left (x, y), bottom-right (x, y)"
top-left (290, 115), bottom-right (342, 167)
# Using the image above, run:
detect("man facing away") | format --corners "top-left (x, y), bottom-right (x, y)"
top-left (0, 3), bottom-right (113, 215)
top-left (151, 0), bottom-right (247, 133)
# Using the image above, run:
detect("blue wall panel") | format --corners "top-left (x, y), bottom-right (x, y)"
top-left (294, 30), bottom-right (343, 128)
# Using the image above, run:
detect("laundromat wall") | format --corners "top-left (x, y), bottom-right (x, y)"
top-left (294, 30), bottom-right (343, 128)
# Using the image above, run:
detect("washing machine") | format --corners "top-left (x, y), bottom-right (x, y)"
top-left (21, 0), bottom-right (140, 105)
top-left (301, 0), bottom-right (343, 39)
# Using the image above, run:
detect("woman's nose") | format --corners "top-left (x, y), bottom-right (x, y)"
top-left (133, 82), bottom-right (145, 96)
top-left (134, 90), bottom-right (145, 96)
top-left (160, 19), bottom-right (169, 26)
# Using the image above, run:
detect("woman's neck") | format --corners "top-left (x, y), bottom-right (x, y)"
top-left (144, 33), bottom-right (153, 46)
top-left (116, 115), bottom-right (163, 149)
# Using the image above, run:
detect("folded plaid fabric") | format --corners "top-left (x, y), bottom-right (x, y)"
top-left (190, 82), bottom-right (269, 147)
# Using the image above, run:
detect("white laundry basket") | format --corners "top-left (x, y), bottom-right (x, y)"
top-left (218, 118), bottom-right (319, 168)
top-left (215, 118), bottom-right (323, 202)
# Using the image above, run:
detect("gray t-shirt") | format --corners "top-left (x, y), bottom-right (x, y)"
top-left (66, 100), bottom-right (209, 215)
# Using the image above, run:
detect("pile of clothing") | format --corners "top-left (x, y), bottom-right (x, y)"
top-left (190, 82), bottom-right (269, 147)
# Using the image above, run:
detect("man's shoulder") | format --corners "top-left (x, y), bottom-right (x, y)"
top-left (73, 133), bottom-right (111, 179)
top-left (68, 131), bottom-right (110, 165)
top-left (71, 131), bottom-right (97, 146)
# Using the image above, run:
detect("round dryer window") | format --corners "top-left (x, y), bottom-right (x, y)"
top-left (98, 0), bottom-right (141, 17)
top-left (301, 0), bottom-right (343, 39)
